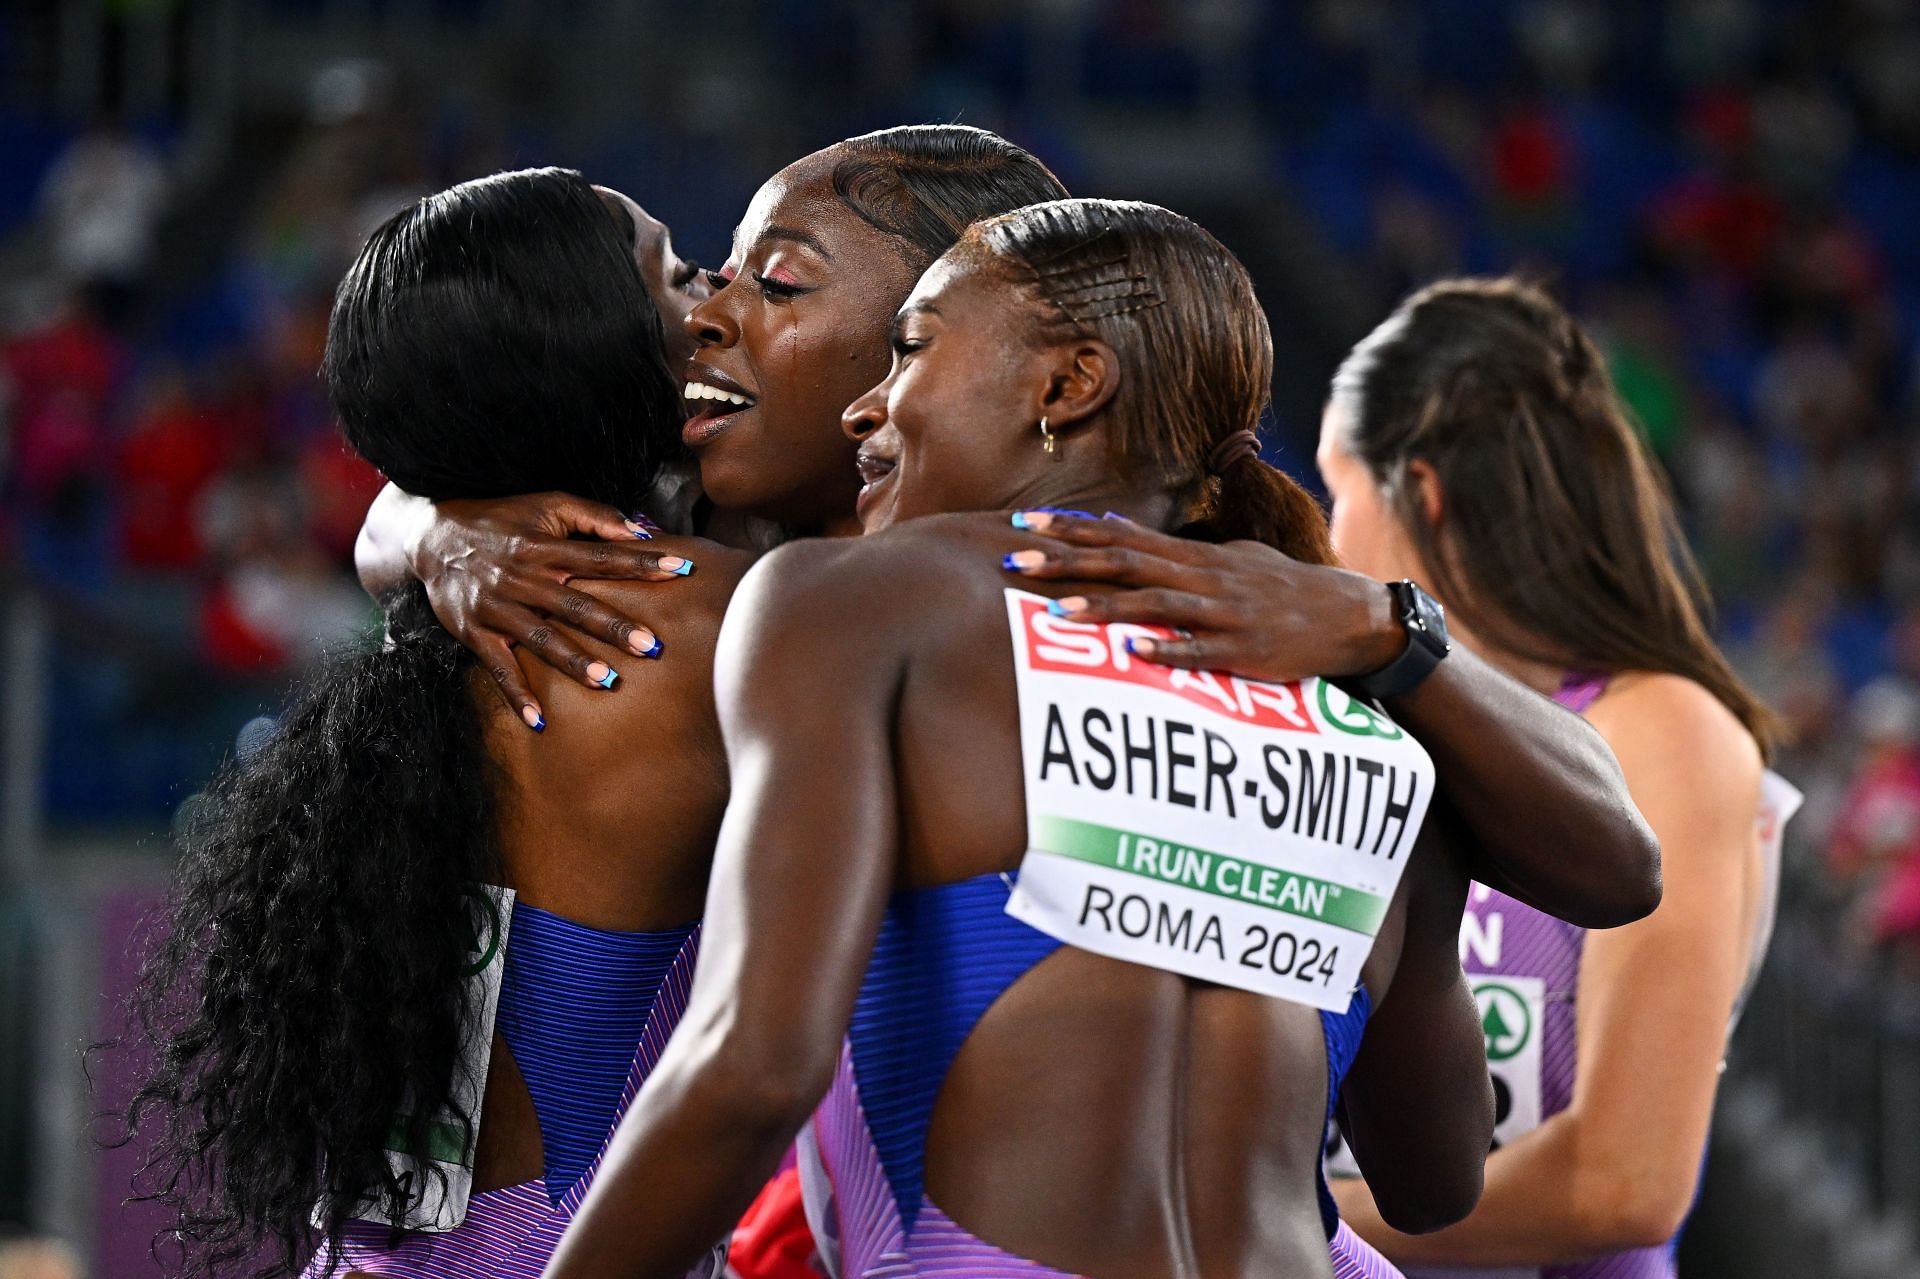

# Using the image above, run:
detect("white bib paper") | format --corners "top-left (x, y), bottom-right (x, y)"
top-left (340, 883), bottom-right (515, 1233)
top-left (1002, 590), bottom-right (1436, 1013)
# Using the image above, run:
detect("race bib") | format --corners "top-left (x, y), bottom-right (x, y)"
top-left (1002, 590), bottom-right (1436, 1013)
top-left (1477, 974), bottom-right (1544, 1150)
top-left (339, 884), bottom-right (515, 1233)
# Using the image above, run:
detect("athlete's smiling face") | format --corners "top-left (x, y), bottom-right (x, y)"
top-left (841, 255), bottom-right (1066, 533)
top-left (679, 149), bottom-right (924, 532)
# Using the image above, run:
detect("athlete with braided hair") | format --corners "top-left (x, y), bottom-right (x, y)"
top-left (539, 199), bottom-right (1495, 1279)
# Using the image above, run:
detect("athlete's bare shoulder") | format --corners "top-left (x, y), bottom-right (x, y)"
top-left (729, 514), bottom-right (1020, 644)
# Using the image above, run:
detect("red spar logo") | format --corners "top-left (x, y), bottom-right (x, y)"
top-left (1016, 597), bottom-right (1320, 734)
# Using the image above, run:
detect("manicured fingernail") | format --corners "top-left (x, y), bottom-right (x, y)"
top-left (1126, 636), bottom-right (1158, 657)
top-left (587, 662), bottom-right (619, 689)
top-left (1048, 596), bottom-right (1088, 617)
top-left (1003, 550), bottom-right (1046, 572)
top-left (1011, 510), bottom-right (1054, 531)
top-left (522, 706), bottom-right (546, 732)
top-left (629, 512), bottom-right (662, 531)
top-left (660, 556), bottom-right (693, 576)
top-left (625, 520), bottom-right (654, 541)
top-left (629, 629), bottom-right (664, 659)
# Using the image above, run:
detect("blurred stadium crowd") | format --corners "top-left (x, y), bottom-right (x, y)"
top-left (2, 0), bottom-right (1919, 1265)
top-left (8, 0), bottom-right (1919, 954)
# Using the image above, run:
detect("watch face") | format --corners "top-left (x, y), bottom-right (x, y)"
top-left (1409, 585), bottom-right (1451, 651)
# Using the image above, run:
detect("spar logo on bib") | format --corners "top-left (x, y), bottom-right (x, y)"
top-left (1015, 596), bottom-right (1320, 734)
top-left (1476, 980), bottom-right (1534, 1061)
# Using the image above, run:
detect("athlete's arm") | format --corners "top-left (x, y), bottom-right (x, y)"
top-left (1334, 674), bottom-right (1761, 1265)
top-left (1001, 512), bottom-right (1661, 928)
top-left (356, 482), bottom-right (697, 721)
top-left (543, 542), bottom-right (905, 1279)
top-left (1338, 805), bottom-right (1492, 1233)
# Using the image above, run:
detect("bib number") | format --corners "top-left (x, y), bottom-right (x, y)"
top-left (1001, 590), bottom-right (1435, 1013)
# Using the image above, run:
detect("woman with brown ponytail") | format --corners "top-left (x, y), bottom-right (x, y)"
top-left (539, 200), bottom-right (1495, 1279)
top-left (1016, 276), bottom-right (1794, 1278)
top-left (1313, 278), bottom-right (1791, 1278)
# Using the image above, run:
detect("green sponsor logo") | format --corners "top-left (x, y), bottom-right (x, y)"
top-left (1032, 815), bottom-right (1388, 934)
top-left (1315, 680), bottom-right (1404, 740)
top-left (1474, 979), bottom-right (1533, 1062)
top-left (462, 886), bottom-right (506, 977)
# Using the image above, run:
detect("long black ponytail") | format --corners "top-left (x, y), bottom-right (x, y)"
top-left (118, 167), bottom-right (683, 1278)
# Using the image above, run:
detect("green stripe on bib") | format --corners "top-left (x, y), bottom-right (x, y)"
top-left (385, 1115), bottom-right (474, 1169)
top-left (1031, 815), bottom-right (1390, 934)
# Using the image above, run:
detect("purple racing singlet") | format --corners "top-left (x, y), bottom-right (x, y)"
top-left (1405, 673), bottom-right (1678, 1279)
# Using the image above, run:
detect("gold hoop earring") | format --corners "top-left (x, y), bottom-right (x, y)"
top-left (1039, 415), bottom-right (1060, 459)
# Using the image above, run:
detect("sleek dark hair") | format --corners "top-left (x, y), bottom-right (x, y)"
top-left (1331, 275), bottom-right (1777, 755)
top-left (829, 124), bottom-right (1070, 266)
top-left (962, 198), bottom-right (1335, 566)
top-left (120, 167), bottom-right (682, 1278)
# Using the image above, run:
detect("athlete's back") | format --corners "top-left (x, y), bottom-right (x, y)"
top-left (773, 513), bottom-right (1487, 1279)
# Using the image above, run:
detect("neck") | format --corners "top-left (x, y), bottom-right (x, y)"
top-left (1000, 469), bottom-right (1180, 532)
top-left (811, 512), bottom-right (865, 540)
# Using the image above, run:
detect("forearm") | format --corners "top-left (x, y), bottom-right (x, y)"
top-left (354, 483), bottom-right (433, 601)
top-left (1382, 647), bottom-right (1659, 926)
top-left (543, 1032), bottom-right (813, 1279)
top-left (1335, 1112), bottom-right (1648, 1267)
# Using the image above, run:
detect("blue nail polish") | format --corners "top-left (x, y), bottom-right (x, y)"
top-left (670, 560), bottom-right (694, 577)
top-left (628, 526), bottom-right (653, 541)
top-left (1011, 511), bottom-right (1033, 530)
top-left (530, 713), bottom-right (546, 732)
top-left (639, 635), bottom-right (665, 659)
top-left (1047, 599), bottom-right (1071, 616)
top-left (594, 667), bottom-right (620, 690)
top-left (1124, 637), bottom-right (1140, 654)
top-left (1001, 553), bottom-right (1022, 571)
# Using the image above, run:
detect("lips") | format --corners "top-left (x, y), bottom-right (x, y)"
top-left (854, 446), bottom-right (899, 524)
top-left (682, 361), bottom-right (758, 447)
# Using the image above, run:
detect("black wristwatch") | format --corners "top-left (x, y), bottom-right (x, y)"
top-left (1351, 580), bottom-right (1451, 701)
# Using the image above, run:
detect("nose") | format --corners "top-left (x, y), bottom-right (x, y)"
top-left (685, 285), bottom-right (736, 349)
top-left (842, 381), bottom-right (889, 442)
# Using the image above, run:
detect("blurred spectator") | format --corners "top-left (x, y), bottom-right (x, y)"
top-left (35, 116), bottom-right (169, 329)
top-left (1826, 679), bottom-right (1920, 949)
top-left (0, 1237), bottom-right (81, 1279)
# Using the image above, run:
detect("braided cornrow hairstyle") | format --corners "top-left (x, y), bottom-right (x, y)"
top-left (961, 198), bottom-right (1334, 566)
top-left (829, 125), bottom-right (1069, 268)
top-left (1331, 275), bottom-right (1778, 755)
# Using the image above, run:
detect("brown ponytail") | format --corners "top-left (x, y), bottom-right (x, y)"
top-left (1333, 276), bottom-right (1780, 757)
top-left (1201, 457), bottom-right (1338, 567)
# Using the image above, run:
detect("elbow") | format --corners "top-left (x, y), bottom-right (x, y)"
top-left (1573, 1182), bottom-right (1691, 1253)
top-left (1569, 811), bottom-right (1663, 929)
top-left (691, 1025), bottom-right (836, 1140)
top-left (1374, 1164), bottom-right (1485, 1236)
top-left (1368, 1112), bottom-right (1492, 1234)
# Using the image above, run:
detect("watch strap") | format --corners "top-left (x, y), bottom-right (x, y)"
top-left (1350, 580), bottom-right (1448, 701)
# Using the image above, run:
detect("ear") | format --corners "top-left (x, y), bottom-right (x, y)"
top-left (1405, 458), bottom-right (1445, 528)
top-left (1035, 339), bottom-right (1120, 430)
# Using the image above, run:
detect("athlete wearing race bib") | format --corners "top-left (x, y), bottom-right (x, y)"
top-left (1316, 279), bottom-right (1785, 1278)
top-left (542, 199), bottom-right (1493, 1279)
